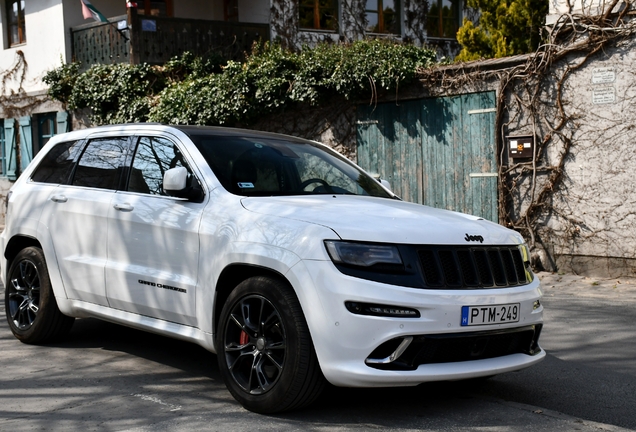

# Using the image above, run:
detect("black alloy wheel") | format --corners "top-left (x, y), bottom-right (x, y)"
top-left (216, 276), bottom-right (325, 413)
top-left (224, 295), bottom-right (286, 394)
top-left (5, 247), bottom-right (75, 344)
top-left (7, 257), bottom-right (41, 330)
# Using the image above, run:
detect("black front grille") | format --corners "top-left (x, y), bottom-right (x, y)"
top-left (367, 325), bottom-right (542, 371)
top-left (418, 246), bottom-right (530, 289)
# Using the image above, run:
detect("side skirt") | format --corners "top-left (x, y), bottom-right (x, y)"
top-left (57, 297), bottom-right (216, 352)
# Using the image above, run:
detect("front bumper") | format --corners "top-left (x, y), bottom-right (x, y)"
top-left (288, 260), bottom-right (544, 387)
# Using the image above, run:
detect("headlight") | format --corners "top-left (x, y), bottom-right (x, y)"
top-left (324, 240), bottom-right (403, 267)
top-left (519, 243), bottom-right (534, 283)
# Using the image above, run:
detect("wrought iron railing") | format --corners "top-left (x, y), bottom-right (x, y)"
top-left (71, 11), bottom-right (269, 70)
top-left (72, 15), bottom-right (131, 68)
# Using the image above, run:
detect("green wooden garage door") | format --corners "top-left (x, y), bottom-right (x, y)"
top-left (357, 91), bottom-right (498, 222)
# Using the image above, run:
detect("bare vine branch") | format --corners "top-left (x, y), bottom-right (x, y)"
top-left (417, 1), bottom-right (636, 269)
top-left (0, 50), bottom-right (48, 118)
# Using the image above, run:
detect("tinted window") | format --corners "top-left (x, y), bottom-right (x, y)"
top-left (31, 140), bottom-right (84, 184)
top-left (72, 137), bottom-right (128, 190)
top-left (128, 136), bottom-right (191, 196)
top-left (190, 134), bottom-right (391, 198)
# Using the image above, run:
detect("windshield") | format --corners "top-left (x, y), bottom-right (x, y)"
top-left (190, 134), bottom-right (392, 198)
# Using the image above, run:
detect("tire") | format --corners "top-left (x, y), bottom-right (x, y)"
top-left (4, 247), bottom-right (75, 344)
top-left (216, 276), bottom-right (325, 414)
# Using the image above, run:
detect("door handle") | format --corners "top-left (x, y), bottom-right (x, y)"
top-left (50, 195), bottom-right (68, 203)
top-left (113, 203), bottom-right (134, 212)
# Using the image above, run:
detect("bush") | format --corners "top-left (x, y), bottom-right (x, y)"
top-left (45, 41), bottom-right (437, 126)
top-left (43, 62), bottom-right (80, 105)
top-left (68, 63), bottom-right (164, 124)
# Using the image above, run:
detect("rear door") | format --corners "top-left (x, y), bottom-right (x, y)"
top-left (105, 134), bottom-right (204, 326)
top-left (41, 136), bottom-right (130, 305)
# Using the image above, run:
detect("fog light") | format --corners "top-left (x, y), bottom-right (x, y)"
top-left (345, 301), bottom-right (420, 318)
top-left (533, 300), bottom-right (541, 310)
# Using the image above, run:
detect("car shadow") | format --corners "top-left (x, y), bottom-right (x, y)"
top-left (51, 317), bottom-right (219, 381)
top-left (48, 317), bottom-right (502, 425)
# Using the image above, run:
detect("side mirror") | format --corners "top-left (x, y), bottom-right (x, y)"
top-left (371, 173), bottom-right (392, 192)
top-left (163, 167), bottom-right (204, 202)
top-left (379, 178), bottom-right (391, 192)
top-left (163, 166), bottom-right (188, 192)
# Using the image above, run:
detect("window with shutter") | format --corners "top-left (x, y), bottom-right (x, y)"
top-left (365, 0), bottom-right (401, 35)
top-left (426, 0), bottom-right (460, 39)
top-left (19, 116), bottom-right (33, 173)
top-left (7, 0), bottom-right (27, 46)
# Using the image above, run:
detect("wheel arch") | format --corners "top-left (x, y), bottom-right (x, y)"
top-left (4, 235), bottom-right (42, 270)
top-left (213, 264), bottom-right (291, 336)
top-left (4, 230), bottom-right (71, 310)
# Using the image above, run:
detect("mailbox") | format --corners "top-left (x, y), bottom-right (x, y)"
top-left (507, 135), bottom-right (535, 159)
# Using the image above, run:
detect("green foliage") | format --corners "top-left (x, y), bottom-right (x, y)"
top-left (69, 63), bottom-right (164, 124)
top-left (292, 41), bottom-right (436, 103)
top-left (44, 41), bottom-right (437, 126)
top-left (161, 51), bottom-right (224, 81)
top-left (151, 40), bottom-right (436, 125)
top-left (42, 62), bottom-right (80, 104)
top-left (456, 0), bottom-right (548, 61)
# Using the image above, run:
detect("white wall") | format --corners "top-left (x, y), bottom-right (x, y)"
top-left (0, 0), bottom-right (66, 95)
top-left (0, 0), bottom-right (128, 97)
top-left (548, 0), bottom-right (619, 24)
top-left (0, 178), bottom-right (11, 227)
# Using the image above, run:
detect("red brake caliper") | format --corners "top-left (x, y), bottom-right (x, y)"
top-left (239, 330), bottom-right (249, 345)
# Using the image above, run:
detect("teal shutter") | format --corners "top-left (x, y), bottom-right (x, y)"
top-left (56, 111), bottom-right (70, 134)
top-left (19, 116), bottom-right (33, 172)
top-left (3, 119), bottom-right (17, 180)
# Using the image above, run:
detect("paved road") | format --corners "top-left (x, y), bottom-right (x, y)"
top-left (1, 272), bottom-right (635, 431)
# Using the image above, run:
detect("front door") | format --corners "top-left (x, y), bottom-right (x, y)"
top-left (105, 135), bottom-right (204, 326)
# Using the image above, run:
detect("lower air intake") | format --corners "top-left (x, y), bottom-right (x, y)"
top-left (366, 325), bottom-right (542, 371)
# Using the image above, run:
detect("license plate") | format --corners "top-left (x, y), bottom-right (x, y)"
top-left (461, 303), bottom-right (520, 326)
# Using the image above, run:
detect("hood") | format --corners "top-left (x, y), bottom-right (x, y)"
top-left (241, 195), bottom-right (524, 245)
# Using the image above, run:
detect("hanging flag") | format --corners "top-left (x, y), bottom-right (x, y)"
top-left (80, 0), bottom-right (108, 22)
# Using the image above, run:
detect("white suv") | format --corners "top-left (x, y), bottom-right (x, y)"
top-left (1, 124), bottom-right (544, 413)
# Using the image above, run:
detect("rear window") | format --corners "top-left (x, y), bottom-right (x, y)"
top-left (31, 140), bottom-right (84, 184)
top-left (71, 137), bottom-right (129, 190)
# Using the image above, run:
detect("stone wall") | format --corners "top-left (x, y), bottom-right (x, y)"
top-left (499, 34), bottom-right (636, 277)
top-left (249, 100), bottom-right (358, 160)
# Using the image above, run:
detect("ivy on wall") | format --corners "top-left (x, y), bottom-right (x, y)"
top-left (44, 40), bottom-right (436, 127)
